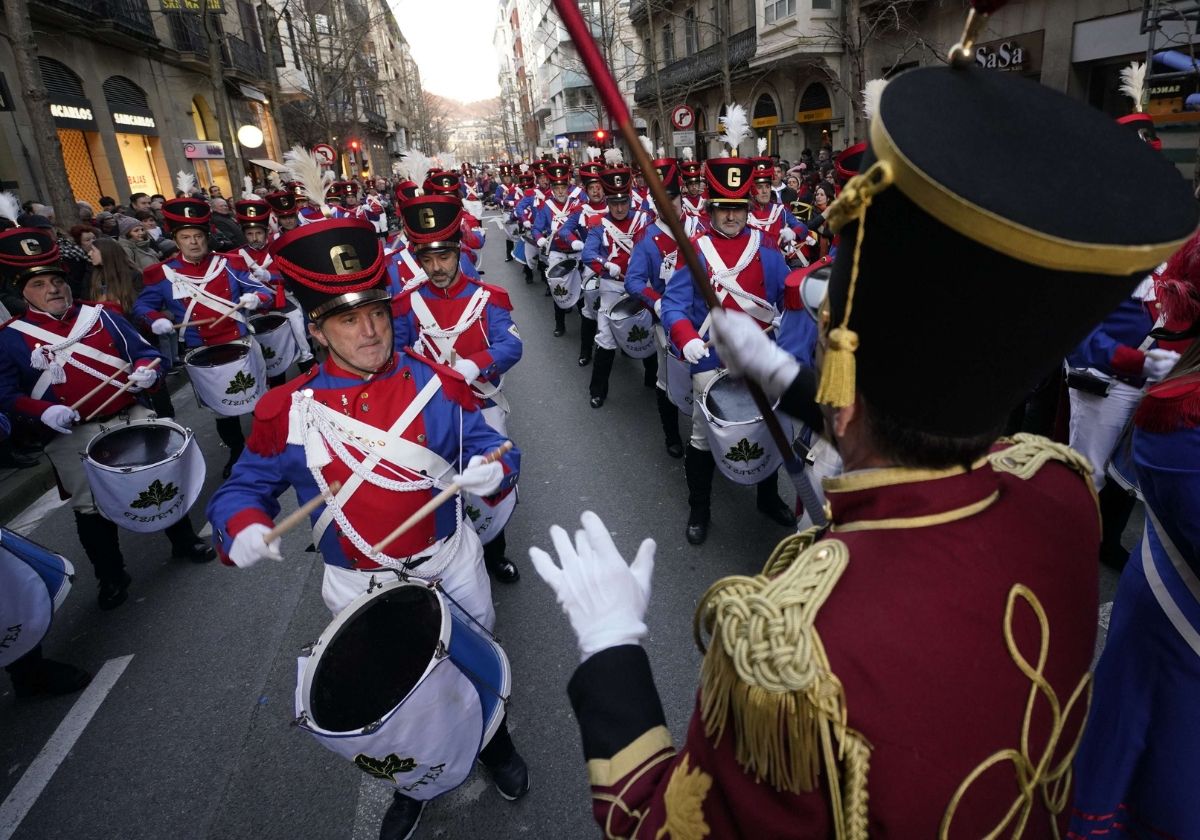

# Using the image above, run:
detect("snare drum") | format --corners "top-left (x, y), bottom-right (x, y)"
top-left (548, 258), bottom-right (582, 309)
top-left (521, 235), bottom-right (539, 271)
top-left (294, 578), bottom-right (511, 800)
top-left (83, 417), bottom-right (205, 532)
top-left (700, 370), bottom-right (792, 484)
top-left (1105, 420), bottom-right (1142, 501)
top-left (665, 344), bottom-right (694, 416)
top-left (606, 295), bottom-right (656, 358)
top-left (184, 337), bottom-right (267, 416)
top-left (581, 270), bottom-right (601, 317)
top-left (249, 313), bottom-right (299, 378)
top-left (0, 528), bottom-right (74, 667)
top-left (463, 487), bottom-right (517, 546)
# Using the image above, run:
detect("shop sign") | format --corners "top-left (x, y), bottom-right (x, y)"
top-left (974, 30), bottom-right (1044, 76)
top-left (50, 101), bottom-right (97, 129)
top-left (795, 107), bottom-right (832, 124)
top-left (183, 139), bottom-right (225, 159)
top-left (113, 112), bottom-right (157, 134)
top-left (161, 0), bottom-right (224, 10)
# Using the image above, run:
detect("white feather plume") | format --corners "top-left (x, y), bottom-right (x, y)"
top-left (176, 170), bottom-right (197, 196)
top-left (267, 170), bottom-right (283, 191)
top-left (656, 145), bottom-right (666, 157)
top-left (603, 148), bottom-right (624, 166)
top-left (439, 150), bottom-right (459, 172)
top-left (682, 146), bottom-right (693, 160)
top-left (399, 148), bottom-right (432, 182)
top-left (757, 136), bottom-right (767, 155)
top-left (719, 104), bottom-right (750, 155)
top-left (242, 176), bottom-right (255, 201)
top-left (1120, 61), bottom-right (1147, 113)
top-left (283, 144), bottom-right (332, 210)
top-left (0, 192), bottom-right (21, 224)
top-left (638, 135), bottom-right (653, 157)
top-left (519, 162), bottom-right (530, 174)
top-left (586, 146), bottom-right (601, 162)
top-left (862, 78), bottom-right (888, 122)
top-left (535, 146), bottom-right (545, 158)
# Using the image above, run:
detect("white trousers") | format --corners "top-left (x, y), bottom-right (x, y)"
top-left (320, 525), bottom-right (495, 630)
top-left (654, 326), bottom-right (668, 391)
top-left (1068, 376), bottom-right (1143, 491)
top-left (688, 369), bottom-right (722, 450)
top-left (594, 279), bottom-right (625, 351)
top-left (45, 404), bottom-right (155, 514)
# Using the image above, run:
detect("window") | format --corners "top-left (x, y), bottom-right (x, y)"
top-left (764, 0), bottom-right (794, 23)
top-left (812, 0), bottom-right (831, 8)
top-left (237, 0), bottom-right (262, 50)
top-left (661, 25), bottom-right (674, 63)
top-left (685, 8), bottom-right (698, 54)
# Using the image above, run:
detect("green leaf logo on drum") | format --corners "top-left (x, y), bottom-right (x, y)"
top-left (726, 438), bottom-right (765, 464)
top-left (552, 283), bottom-right (568, 297)
top-left (353, 753), bottom-right (417, 782)
top-left (626, 324), bottom-right (650, 343)
top-left (261, 344), bottom-right (277, 360)
top-left (130, 479), bottom-right (179, 509)
top-left (465, 504), bottom-right (481, 522)
top-left (226, 371), bottom-right (257, 395)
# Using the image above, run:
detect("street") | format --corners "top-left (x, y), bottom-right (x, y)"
top-left (0, 222), bottom-right (812, 840)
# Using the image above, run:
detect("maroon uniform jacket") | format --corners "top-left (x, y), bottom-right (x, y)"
top-left (567, 436), bottom-right (1098, 837)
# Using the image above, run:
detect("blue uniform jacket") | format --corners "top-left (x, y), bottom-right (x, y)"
top-left (532, 203), bottom-right (583, 252)
top-left (625, 222), bottom-right (675, 308)
top-left (134, 254), bottom-right (273, 348)
top-left (1066, 294), bottom-right (1156, 381)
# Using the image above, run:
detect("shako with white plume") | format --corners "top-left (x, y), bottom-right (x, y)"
top-left (283, 144), bottom-right (333, 216)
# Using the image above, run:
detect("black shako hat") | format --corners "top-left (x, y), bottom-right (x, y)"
top-left (265, 190), bottom-right (299, 218)
top-left (704, 159), bottom-right (753, 207)
top-left (234, 198), bottom-right (270, 229)
top-left (272, 219), bottom-right (389, 321)
top-left (400, 195), bottom-right (463, 254)
top-left (0, 228), bottom-right (63, 288)
top-left (652, 157), bottom-right (681, 197)
top-left (818, 64), bottom-right (1198, 437)
top-left (600, 167), bottom-right (632, 200)
top-left (162, 197), bottom-right (211, 235)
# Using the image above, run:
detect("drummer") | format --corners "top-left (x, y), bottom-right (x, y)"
top-left (134, 196), bottom-right (276, 478)
top-left (0, 226), bottom-right (214, 611)
top-left (264, 188), bottom-right (300, 238)
top-left (392, 195), bottom-right (524, 584)
top-left (531, 161), bottom-right (584, 337)
top-left (206, 217), bottom-right (529, 840)
top-left (573, 155), bottom-right (607, 366)
top-left (581, 163), bottom-right (652, 408)
top-left (661, 141), bottom-right (796, 546)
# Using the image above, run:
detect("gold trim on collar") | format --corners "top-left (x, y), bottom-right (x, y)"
top-left (823, 456), bottom-right (989, 494)
top-left (830, 490), bottom-right (999, 534)
top-left (869, 116), bottom-right (1191, 276)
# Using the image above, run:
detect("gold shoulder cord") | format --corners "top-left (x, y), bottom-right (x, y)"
top-left (989, 433), bottom-right (1100, 528)
top-left (940, 584), bottom-right (1092, 839)
top-left (693, 532), bottom-right (870, 840)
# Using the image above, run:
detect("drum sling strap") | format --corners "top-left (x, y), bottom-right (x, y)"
top-left (547, 202), bottom-right (571, 248)
top-left (696, 232), bottom-right (778, 338)
top-left (1142, 504), bottom-right (1200, 658)
top-left (163, 258), bottom-right (247, 327)
top-left (408, 289), bottom-right (510, 414)
top-left (11, 306), bottom-right (131, 399)
top-left (654, 232), bottom-right (679, 283)
top-left (600, 218), bottom-right (635, 259)
top-left (298, 377), bottom-right (463, 574)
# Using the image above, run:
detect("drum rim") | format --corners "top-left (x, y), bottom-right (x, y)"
top-left (83, 417), bottom-right (196, 475)
top-left (606, 294), bottom-right (651, 322)
top-left (183, 336), bottom-right (254, 366)
top-left (297, 578), bottom-right (452, 736)
top-left (699, 368), bottom-right (779, 430)
top-left (548, 258), bottom-right (581, 278)
top-left (249, 313), bottom-right (290, 330)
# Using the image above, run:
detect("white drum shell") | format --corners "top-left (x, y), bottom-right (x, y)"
top-left (250, 314), bottom-right (299, 378)
top-left (607, 296), bottom-right (656, 359)
top-left (700, 370), bottom-right (793, 485)
top-left (665, 348), bottom-right (694, 416)
top-left (184, 338), bottom-right (267, 416)
top-left (548, 259), bottom-right (582, 309)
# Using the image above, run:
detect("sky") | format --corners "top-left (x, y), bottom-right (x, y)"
top-left (389, 0), bottom-right (502, 102)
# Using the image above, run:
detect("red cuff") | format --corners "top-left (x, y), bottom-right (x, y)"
top-left (14, 395), bottom-right (54, 419)
top-left (466, 350), bottom-right (495, 372)
top-left (589, 260), bottom-right (604, 275)
top-left (1111, 345), bottom-right (1146, 378)
top-left (226, 508), bottom-right (275, 539)
top-left (670, 319), bottom-right (701, 349)
top-left (643, 287), bottom-right (662, 302)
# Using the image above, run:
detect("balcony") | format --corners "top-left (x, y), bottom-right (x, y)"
top-left (561, 69), bottom-right (591, 89)
top-left (166, 15), bottom-right (268, 82)
top-left (549, 107), bottom-right (599, 135)
top-left (226, 35), bottom-right (267, 81)
top-left (634, 27), bottom-right (756, 103)
top-left (360, 109), bottom-right (389, 133)
top-left (36, 0), bottom-right (158, 45)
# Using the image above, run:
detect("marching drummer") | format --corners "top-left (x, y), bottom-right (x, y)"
top-left (0, 225), bottom-right (214, 611)
top-left (264, 188), bottom-right (301, 238)
top-left (531, 161), bottom-right (584, 337)
top-left (206, 217), bottom-right (529, 840)
top-left (661, 120), bottom-right (796, 546)
top-left (581, 163), bottom-right (653, 408)
top-left (748, 154), bottom-right (810, 261)
top-left (573, 154), bottom-right (608, 367)
top-left (134, 194), bottom-right (275, 478)
top-left (392, 194), bottom-right (524, 584)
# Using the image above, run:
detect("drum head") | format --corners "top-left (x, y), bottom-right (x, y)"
top-left (548, 258), bottom-right (579, 278)
top-left (610, 295), bottom-right (643, 319)
top-left (186, 343), bottom-right (249, 367)
top-left (250, 314), bottom-right (288, 332)
top-left (310, 585), bottom-right (441, 732)
top-left (705, 374), bottom-right (759, 423)
top-left (87, 423), bottom-right (187, 468)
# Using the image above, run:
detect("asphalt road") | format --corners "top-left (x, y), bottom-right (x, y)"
top-left (0, 222), bottom-right (804, 840)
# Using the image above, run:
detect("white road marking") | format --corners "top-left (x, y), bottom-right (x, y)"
top-left (6, 488), bottom-right (66, 537)
top-left (0, 655), bottom-right (134, 840)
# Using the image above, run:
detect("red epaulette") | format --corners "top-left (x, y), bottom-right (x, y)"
top-left (470, 279), bottom-right (513, 311)
top-left (141, 261), bottom-right (169, 285)
top-left (244, 368), bottom-right (316, 456)
top-left (1134, 372), bottom-right (1200, 433)
top-left (403, 348), bottom-right (478, 410)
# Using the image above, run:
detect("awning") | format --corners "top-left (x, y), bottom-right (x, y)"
top-left (237, 84), bottom-right (268, 103)
top-left (248, 158), bottom-right (285, 171)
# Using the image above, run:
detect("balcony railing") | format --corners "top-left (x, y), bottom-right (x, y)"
top-left (167, 11), bottom-right (209, 55)
top-left (551, 107), bottom-right (599, 135)
top-left (361, 110), bottom-right (389, 132)
top-left (39, 0), bottom-right (158, 43)
top-left (167, 15), bottom-right (268, 81)
top-left (634, 27), bottom-right (756, 103)
top-left (226, 35), bottom-right (267, 79)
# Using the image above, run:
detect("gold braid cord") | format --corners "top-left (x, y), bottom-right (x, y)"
top-left (939, 585), bottom-right (1092, 839)
top-left (694, 533), bottom-right (871, 839)
top-left (989, 433), bottom-right (1100, 525)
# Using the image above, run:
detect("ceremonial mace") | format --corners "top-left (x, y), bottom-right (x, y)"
top-left (550, 0), bottom-right (828, 525)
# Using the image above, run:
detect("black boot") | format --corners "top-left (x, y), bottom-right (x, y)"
top-left (756, 470), bottom-right (796, 527)
top-left (589, 348), bottom-right (616, 408)
top-left (482, 530), bottom-right (519, 583)
top-left (504, 239), bottom-right (514, 262)
top-left (6, 646), bottom-right (92, 700)
top-left (642, 354), bottom-right (658, 388)
top-left (553, 305), bottom-right (567, 337)
top-left (656, 389), bottom-right (684, 458)
top-left (578, 317), bottom-right (597, 366)
top-left (1098, 480), bottom-right (1137, 571)
top-left (216, 416), bottom-right (245, 478)
top-left (523, 264), bottom-right (533, 284)
top-left (164, 516), bottom-right (215, 563)
top-left (684, 446), bottom-right (715, 545)
top-left (379, 793), bottom-right (424, 840)
top-left (74, 511), bottom-right (130, 609)
top-left (478, 717), bottom-right (530, 801)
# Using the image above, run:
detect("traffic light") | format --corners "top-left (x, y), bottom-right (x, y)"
top-left (349, 140), bottom-right (360, 151)
top-left (595, 129), bottom-right (606, 144)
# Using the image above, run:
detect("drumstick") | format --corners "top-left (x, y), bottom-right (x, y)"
top-left (209, 300), bottom-right (249, 329)
top-left (371, 441), bottom-right (513, 555)
top-left (174, 317), bottom-right (218, 331)
top-left (262, 481), bottom-right (342, 544)
top-left (82, 359), bottom-right (160, 421)
top-left (69, 363), bottom-right (130, 411)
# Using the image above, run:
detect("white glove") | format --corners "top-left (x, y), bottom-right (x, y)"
top-left (126, 365), bottom-right (159, 392)
top-left (251, 267), bottom-right (272, 284)
top-left (452, 358), bottom-right (481, 384)
top-left (571, 240), bottom-right (584, 252)
top-left (710, 309), bottom-right (801, 400)
top-left (151, 318), bottom-right (174, 335)
top-left (523, 220), bottom-right (532, 230)
top-left (536, 237), bottom-right (548, 249)
top-left (604, 262), bottom-right (621, 278)
top-left (228, 523), bottom-right (282, 569)
top-left (238, 293), bottom-right (261, 312)
top-left (457, 454), bottom-right (504, 496)
top-left (780, 227), bottom-right (797, 243)
top-left (529, 511), bottom-right (655, 662)
top-left (40, 404), bottom-right (79, 434)
top-left (682, 337), bottom-right (710, 364)
top-left (1143, 348), bottom-right (1181, 381)
top-left (653, 299), bottom-right (662, 318)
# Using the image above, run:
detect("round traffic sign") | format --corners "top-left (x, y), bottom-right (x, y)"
top-left (312, 143), bottom-right (336, 164)
top-left (671, 105), bottom-right (695, 130)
